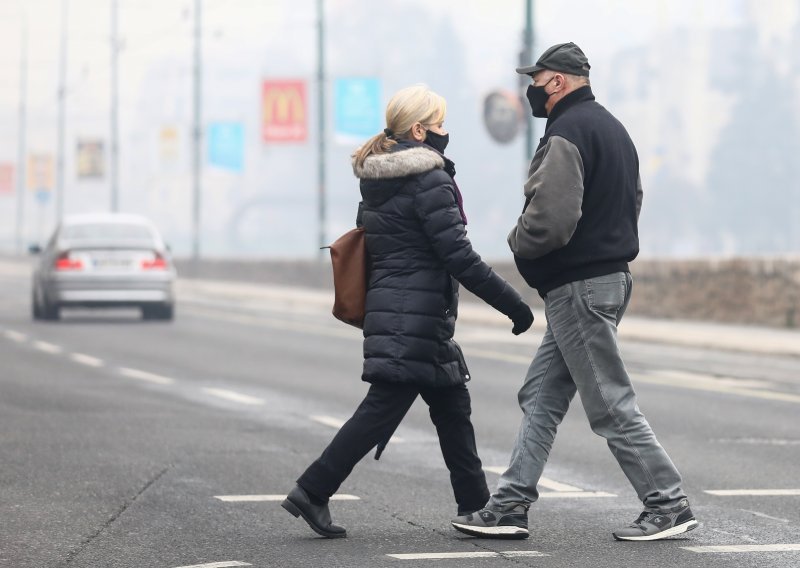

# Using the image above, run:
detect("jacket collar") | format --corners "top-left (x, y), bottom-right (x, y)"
top-left (352, 140), bottom-right (444, 180)
top-left (546, 86), bottom-right (594, 128)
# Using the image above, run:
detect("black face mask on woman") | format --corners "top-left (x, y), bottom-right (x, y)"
top-left (526, 76), bottom-right (555, 118)
top-left (423, 129), bottom-right (450, 154)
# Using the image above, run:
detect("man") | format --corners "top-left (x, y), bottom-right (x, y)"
top-left (451, 42), bottom-right (698, 542)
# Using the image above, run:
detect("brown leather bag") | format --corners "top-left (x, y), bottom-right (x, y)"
top-left (328, 227), bottom-right (367, 328)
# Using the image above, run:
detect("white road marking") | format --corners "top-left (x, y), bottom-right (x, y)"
top-left (705, 489), bottom-right (800, 496)
top-left (172, 562), bottom-right (251, 568)
top-left (484, 467), bottom-right (587, 493)
top-left (33, 340), bottom-right (63, 354)
top-left (632, 371), bottom-right (800, 405)
top-left (69, 353), bottom-right (104, 367)
top-left (2, 330), bottom-right (27, 342)
top-left (462, 348), bottom-right (800, 406)
top-left (310, 415), bottom-right (404, 442)
top-left (118, 367), bottom-right (175, 385)
top-left (203, 388), bottom-right (264, 406)
top-left (214, 494), bottom-right (360, 502)
top-left (387, 551), bottom-right (548, 560)
top-left (740, 509), bottom-right (791, 523)
top-left (682, 544), bottom-right (800, 553)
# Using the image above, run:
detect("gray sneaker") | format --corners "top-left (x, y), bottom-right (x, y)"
top-left (451, 505), bottom-right (529, 539)
top-left (613, 499), bottom-right (699, 541)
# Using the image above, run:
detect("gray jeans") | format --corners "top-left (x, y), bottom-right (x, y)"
top-left (488, 272), bottom-right (686, 512)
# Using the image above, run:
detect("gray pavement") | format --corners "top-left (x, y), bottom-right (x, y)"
top-left (1, 261), bottom-right (799, 567)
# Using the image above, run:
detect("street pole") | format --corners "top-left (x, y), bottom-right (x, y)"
top-left (15, 9), bottom-right (27, 253)
top-left (316, 0), bottom-right (326, 258)
top-left (191, 0), bottom-right (202, 260)
top-left (523, 0), bottom-right (535, 162)
top-left (56, 0), bottom-right (68, 222)
top-left (110, 0), bottom-right (119, 212)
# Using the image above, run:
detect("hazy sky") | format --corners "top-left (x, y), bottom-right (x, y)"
top-left (0, 0), bottom-right (797, 257)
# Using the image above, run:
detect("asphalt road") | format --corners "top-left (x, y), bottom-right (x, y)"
top-left (1, 263), bottom-right (799, 568)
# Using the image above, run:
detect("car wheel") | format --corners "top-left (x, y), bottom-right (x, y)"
top-left (142, 304), bottom-right (174, 321)
top-left (41, 298), bottom-right (60, 321)
top-left (32, 290), bottom-right (43, 320)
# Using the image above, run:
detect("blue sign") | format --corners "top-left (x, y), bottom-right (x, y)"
top-left (208, 122), bottom-right (245, 172)
top-left (334, 78), bottom-right (382, 141)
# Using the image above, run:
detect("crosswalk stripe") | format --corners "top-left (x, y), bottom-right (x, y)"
top-left (682, 544), bottom-right (800, 553)
top-left (387, 551), bottom-right (548, 560)
top-left (214, 494), bottom-right (360, 502)
top-left (705, 489), bottom-right (800, 496)
top-left (172, 562), bottom-right (252, 568)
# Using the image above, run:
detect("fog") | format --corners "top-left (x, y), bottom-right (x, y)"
top-left (0, 0), bottom-right (797, 259)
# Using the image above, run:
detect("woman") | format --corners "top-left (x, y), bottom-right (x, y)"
top-left (282, 84), bottom-right (533, 538)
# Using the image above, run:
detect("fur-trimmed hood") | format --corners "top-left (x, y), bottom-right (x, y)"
top-left (352, 145), bottom-right (444, 180)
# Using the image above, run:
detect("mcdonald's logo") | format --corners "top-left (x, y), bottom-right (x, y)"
top-left (262, 80), bottom-right (307, 142)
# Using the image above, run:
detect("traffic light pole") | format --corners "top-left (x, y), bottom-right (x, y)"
top-left (15, 10), bottom-right (27, 253)
top-left (316, 0), bottom-right (327, 258)
top-left (523, 0), bottom-right (535, 161)
top-left (191, 0), bottom-right (202, 259)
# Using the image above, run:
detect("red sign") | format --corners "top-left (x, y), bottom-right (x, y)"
top-left (0, 163), bottom-right (14, 194)
top-left (262, 80), bottom-right (307, 142)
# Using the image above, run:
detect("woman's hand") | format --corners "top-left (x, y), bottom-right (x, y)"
top-left (510, 302), bottom-right (534, 335)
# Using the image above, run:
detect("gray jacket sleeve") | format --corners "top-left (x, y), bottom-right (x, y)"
top-left (507, 135), bottom-right (584, 260)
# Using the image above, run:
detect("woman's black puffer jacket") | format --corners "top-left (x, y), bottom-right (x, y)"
top-left (354, 140), bottom-right (526, 388)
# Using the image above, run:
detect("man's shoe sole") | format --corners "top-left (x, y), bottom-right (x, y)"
top-left (281, 498), bottom-right (347, 539)
top-left (451, 521), bottom-right (529, 540)
top-left (613, 519), bottom-right (699, 541)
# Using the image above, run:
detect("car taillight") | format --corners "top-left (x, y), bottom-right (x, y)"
top-left (54, 253), bottom-right (83, 271)
top-left (141, 254), bottom-right (168, 270)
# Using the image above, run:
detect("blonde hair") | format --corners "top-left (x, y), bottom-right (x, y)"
top-left (352, 84), bottom-right (447, 168)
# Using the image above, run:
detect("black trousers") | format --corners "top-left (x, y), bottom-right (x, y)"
top-left (297, 381), bottom-right (489, 515)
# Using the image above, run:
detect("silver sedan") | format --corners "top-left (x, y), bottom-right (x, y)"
top-left (31, 213), bottom-right (176, 321)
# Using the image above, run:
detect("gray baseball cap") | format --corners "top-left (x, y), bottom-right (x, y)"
top-left (516, 42), bottom-right (591, 76)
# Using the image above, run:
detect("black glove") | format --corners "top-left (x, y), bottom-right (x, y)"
top-left (510, 302), bottom-right (534, 335)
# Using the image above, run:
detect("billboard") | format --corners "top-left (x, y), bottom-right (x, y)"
top-left (0, 163), bottom-right (13, 194)
top-left (208, 122), bottom-right (244, 172)
top-left (262, 80), bottom-right (307, 142)
top-left (27, 154), bottom-right (54, 191)
top-left (159, 126), bottom-right (180, 165)
top-left (76, 139), bottom-right (105, 179)
top-left (334, 78), bottom-right (382, 142)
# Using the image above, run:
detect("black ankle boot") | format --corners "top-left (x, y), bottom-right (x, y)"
top-left (281, 485), bottom-right (347, 538)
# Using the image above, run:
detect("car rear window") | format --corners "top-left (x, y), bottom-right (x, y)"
top-left (62, 223), bottom-right (155, 242)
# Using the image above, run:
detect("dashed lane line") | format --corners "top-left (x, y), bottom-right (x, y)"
top-left (69, 353), bottom-right (104, 368)
top-left (484, 466), bottom-right (615, 497)
top-left (214, 494), bottom-right (360, 502)
top-left (172, 562), bottom-right (252, 568)
top-left (705, 489), bottom-right (800, 496)
top-left (33, 340), bottom-right (63, 354)
top-left (202, 388), bottom-right (265, 406)
top-left (387, 551), bottom-right (548, 560)
top-left (2, 330), bottom-right (27, 342)
top-left (310, 415), bottom-right (404, 442)
top-left (681, 544), bottom-right (800, 553)
top-left (118, 367), bottom-right (175, 385)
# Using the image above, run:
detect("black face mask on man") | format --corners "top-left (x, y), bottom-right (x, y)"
top-left (526, 76), bottom-right (556, 118)
top-left (423, 129), bottom-right (449, 154)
